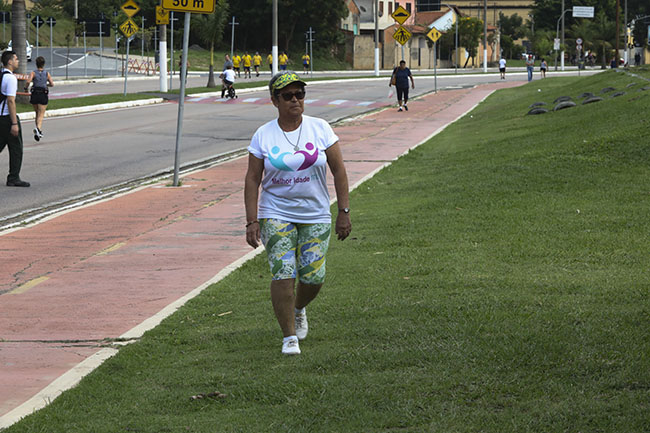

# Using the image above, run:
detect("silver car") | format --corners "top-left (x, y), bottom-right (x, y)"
top-left (6, 40), bottom-right (33, 61)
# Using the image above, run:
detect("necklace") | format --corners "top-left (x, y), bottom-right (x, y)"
top-left (281, 121), bottom-right (303, 151)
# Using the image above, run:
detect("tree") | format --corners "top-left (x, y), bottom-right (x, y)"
top-left (532, 30), bottom-right (554, 59)
top-left (498, 12), bottom-right (526, 41)
top-left (457, 17), bottom-right (483, 67)
top-left (11, 0), bottom-right (28, 104)
top-left (590, 10), bottom-right (616, 68)
top-left (192, 0), bottom-right (228, 88)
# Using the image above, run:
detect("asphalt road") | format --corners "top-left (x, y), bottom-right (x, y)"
top-left (0, 69), bottom-right (600, 227)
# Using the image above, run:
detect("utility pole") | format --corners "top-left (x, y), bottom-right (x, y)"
top-left (374, 0), bottom-right (379, 76)
top-left (556, 0), bottom-right (560, 69)
top-left (480, 0), bottom-right (487, 70)
top-left (272, 0), bottom-right (278, 75)
top-left (229, 16), bottom-right (239, 58)
top-left (306, 27), bottom-right (315, 76)
top-left (623, 0), bottom-right (630, 65)
top-left (616, 0), bottom-right (620, 66)
top-left (160, 21), bottom-right (167, 92)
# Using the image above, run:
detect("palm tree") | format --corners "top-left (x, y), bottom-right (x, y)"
top-left (590, 11), bottom-right (616, 69)
top-left (192, 0), bottom-right (228, 88)
top-left (11, 0), bottom-right (28, 103)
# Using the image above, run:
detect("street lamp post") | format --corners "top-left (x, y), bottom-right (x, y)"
top-left (483, 0), bottom-right (487, 72)
top-left (556, 7), bottom-right (572, 71)
top-left (272, 0), bottom-right (278, 75)
top-left (374, 0), bottom-right (379, 76)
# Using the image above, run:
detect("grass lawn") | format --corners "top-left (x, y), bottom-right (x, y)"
top-left (5, 68), bottom-right (649, 432)
top-left (16, 93), bottom-right (163, 114)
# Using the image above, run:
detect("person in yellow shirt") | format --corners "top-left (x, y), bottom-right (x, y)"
top-left (301, 53), bottom-right (310, 73)
top-left (253, 52), bottom-right (262, 77)
top-left (279, 51), bottom-right (289, 70)
top-left (242, 52), bottom-right (252, 79)
top-left (232, 53), bottom-right (242, 78)
top-left (267, 53), bottom-right (273, 71)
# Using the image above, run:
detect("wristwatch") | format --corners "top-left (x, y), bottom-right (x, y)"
top-left (339, 208), bottom-right (350, 214)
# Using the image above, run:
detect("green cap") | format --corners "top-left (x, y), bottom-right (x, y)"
top-left (269, 71), bottom-right (307, 94)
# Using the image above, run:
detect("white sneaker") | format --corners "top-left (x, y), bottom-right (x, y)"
top-left (398, 106), bottom-right (403, 112)
top-left (295, 309), bottom-right (308, 340)
top-left (282, 337), bottom-right (300, 355)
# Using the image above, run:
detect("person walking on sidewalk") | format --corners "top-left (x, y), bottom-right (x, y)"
top-left (24, 56), bottom-right (54, 142)
top-left (242, 52), bottom-right (252, 79)
top-left (179, 54), bottom-right (190, 86)
top-left (499, 57), bottom-right (506, 80)
top-left (389, 60), bottom-right (414, 112)
top-left (253, 52), bottom-right (262, 77)
top-left (526, 54), bottom-right (535, 81)
top-left (540, 58), bottom-right (547, 78)
top-left (0, 51), bottom-right (29, 187)
top-left (245, 71), bottom-right (352, 356)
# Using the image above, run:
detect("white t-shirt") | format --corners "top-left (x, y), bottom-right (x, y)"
top-left (499, 58), bottom-right (506, 69)
top-left (223, 69), bottom-right (235, 83)
top-left (248, 115), bottom-right (339, 223)
top-left (0, 69), bottom-right (17, 116)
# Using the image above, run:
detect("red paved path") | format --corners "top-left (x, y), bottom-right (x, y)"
top-left (0, 82), bottom-right (522, 423)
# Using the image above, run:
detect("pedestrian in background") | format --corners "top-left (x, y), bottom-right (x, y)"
top-left (526, 54), bottom-right (535, 81)
top-left (540, 58), bottom-right (547, 78)
top-left (223, 54), bottom-right (233, 71)
top-left (253, 52), bottom-right (262, 77)
top-left (279, 51), bottom-right (289, 70)
top-left (232, 52), bottom-right (241, 77)
top-left (499, 57), bottom-right (506, 80)
top-left (24, 56), bottom-right (54, 142)
top-left (0, 51), bottom-right (29, 187)
top-left (389, 60), bottom-right (414, 112)
top-left (267, 52), bottom-right (273, 71)
top-left (302, 52), bottom-right (310, 73)
top-left (242, 52), bottom-right (252, 79)
top-left (179, 54), bottom-right (190, 86)
top-left (244, 71), bottom-right (351, 355)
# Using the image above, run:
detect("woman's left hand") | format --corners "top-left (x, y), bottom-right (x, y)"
top-left (335, 213), bottom-right (351, 240)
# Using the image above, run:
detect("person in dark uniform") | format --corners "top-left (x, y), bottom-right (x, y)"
top-left (0, 50), bottom-right (29, 187)
top-left (24, 56), bottom-right (54, 142)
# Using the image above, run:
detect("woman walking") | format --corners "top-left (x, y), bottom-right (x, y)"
top-left (245, 71), bottom-right (352, 355)
top-left (24, 56), bottom-right (54, 142)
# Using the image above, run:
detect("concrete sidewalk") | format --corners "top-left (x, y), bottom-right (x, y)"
top-left (0, 81), bottom-right (523, 428)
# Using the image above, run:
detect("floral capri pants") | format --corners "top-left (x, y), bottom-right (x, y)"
top-left (260, 218), bottom-right (331, 285)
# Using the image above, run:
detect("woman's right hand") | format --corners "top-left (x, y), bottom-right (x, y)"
top-left (246, 221), bottom-right (261, 248)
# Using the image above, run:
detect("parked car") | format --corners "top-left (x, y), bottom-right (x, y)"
top-left (6, 40), bottom-right (32, 61)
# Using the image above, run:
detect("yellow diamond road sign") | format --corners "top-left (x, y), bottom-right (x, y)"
top-left (156, 6), bottom-right (170, 25)
top-left (427, 27), bottom-right (442, 43)
top-left (393, 26), bottom-right (411, 46)
top-left (161, 0), bottom-right (215, 14)
top-left (120, 18), bottom-right (140, 38)
top-left (391, 5), bottom-right (410, 25)
top-left (121, 0), bottom-right (140, 18)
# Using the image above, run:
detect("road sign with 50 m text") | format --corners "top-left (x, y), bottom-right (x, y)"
top-left (161, 0), bottom-right (215, 14)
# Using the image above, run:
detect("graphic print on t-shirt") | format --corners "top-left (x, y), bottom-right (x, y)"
top-left (269, 142), bottom-right (318, 171)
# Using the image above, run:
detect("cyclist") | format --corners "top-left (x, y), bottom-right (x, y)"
top-left (221, 64), bottom-right (236, 99)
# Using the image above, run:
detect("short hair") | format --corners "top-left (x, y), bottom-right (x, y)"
top-left (36, 56), bottom-right (45, 68)
top-left (399, 60), bottom-right (406, 65)
top-left (2, 50), bottom-right (16, 67)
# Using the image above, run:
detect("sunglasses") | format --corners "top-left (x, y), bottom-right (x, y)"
top-left (279, 90), bottom-right (306, 101)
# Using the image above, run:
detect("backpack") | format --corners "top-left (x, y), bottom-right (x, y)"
top-left (0, 69), bottom-right (12, 113)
